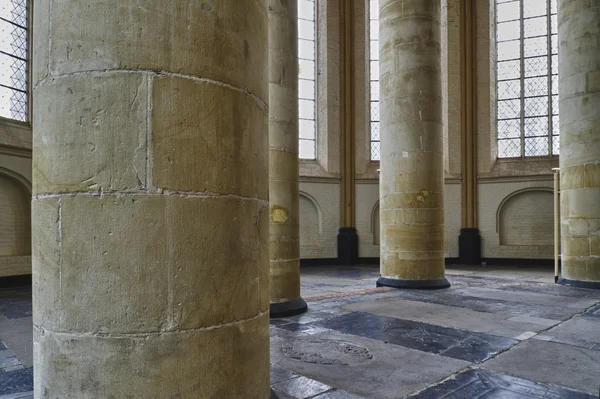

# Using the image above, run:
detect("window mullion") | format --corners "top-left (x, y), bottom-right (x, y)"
top-left (546, 0), bottom-right (553, 155)
top-left (520, 0), bottom-right (526, 158)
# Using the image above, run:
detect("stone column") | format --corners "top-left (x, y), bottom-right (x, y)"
top-left (377, 0), bottom-right (449, 289)
top-left (557, 0), bottom-right (600, 289)
top-left (268, 0), bottom-right (307, 317)
top-left (32, 1), bottom-right (270, 397)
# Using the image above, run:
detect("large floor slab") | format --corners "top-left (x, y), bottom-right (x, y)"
top-left (316, 312), bottom-right (518, 363)
top-left (271, 330), bottom-right (470, 399)
top-left (485, 339), bottom-right (600, 395)
top-left (345, 297), bottom-right (561, 339)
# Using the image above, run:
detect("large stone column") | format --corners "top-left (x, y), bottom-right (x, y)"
top-left (268, 0), bottom-right (307, 317)
top-left (377, 0), bottom-right (449, 289)
top-left (557, 0), bottom-right (600, 289)
top-left (32, 1), bottom-right (270, 397)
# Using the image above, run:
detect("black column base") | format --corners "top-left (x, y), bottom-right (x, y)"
top-left (459, 228), bottom-right (481, 265)
top-left (557, 278), bottom-right (600, 290)
top-left (270, 297), bottom-right (308, 318)
top-left (376, 276), bottom-right (450, 289)
top-left (337, 227), bottom-right (358, 265)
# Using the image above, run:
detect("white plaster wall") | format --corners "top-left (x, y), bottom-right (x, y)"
top-left (479, 179), bottom-right (555, 259)
top-left (299, 181), bottom-right (340, 258)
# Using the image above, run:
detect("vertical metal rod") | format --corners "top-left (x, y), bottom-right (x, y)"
top-left (553, 167), bottom-right (560, 283)
top-left (519, 0), bottom-right (525, 158)
top-left (546, 0), bottom-right (553, 155)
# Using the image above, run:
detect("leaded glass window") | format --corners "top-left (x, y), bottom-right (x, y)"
top-left (0, 0), bottom-right (27, 122)
top-left (497, 0), bottom-right (558, 158)
top-left (298, 0), bottom-right (316, 159)
top-left (369, 0), bottom-right (380, 161)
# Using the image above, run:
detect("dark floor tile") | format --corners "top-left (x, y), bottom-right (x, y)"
top-left (271, 376), bottom-right (333, 399)
top-left (0, 367), bottom-right (33, 395)
top-left (316, 312), bottom-right (518, 363)
top-left (0, 288), bottom-right (32, 320)
top-left (270, 365), bottom-right (299, 384)
top-left (582, 305), bottom-right (600, 320)
top-left (271, 319), bottom-right (294, 327)
top-left (409, 368), bottom-right (596, 399)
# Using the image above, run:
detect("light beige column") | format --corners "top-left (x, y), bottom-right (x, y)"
top-left (32, 1), bottom-right (270, 397)
top-left (557, 0), bottom-right (600, 288)
top-left (268, 0), bottom-right (307, 317)
top-left (377, 0), bottom-right (449, 289)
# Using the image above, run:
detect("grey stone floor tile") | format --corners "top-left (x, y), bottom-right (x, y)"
top-left (546, 317), bottom-right (600, 346)
top-left (271, 330), bottom-right (469, 399)
top-left (0, 368), bottom-right (32, 396)
top-left (346, 297), bottom-right (560, 339)
top-left (485, 339), bottom-right (600, 395)
top-left (271, 376), bottom-right (333, 399)
top-left (312, 389), bottom-right (362, 399)
top-left (271, 365), bottom-right (300, 384)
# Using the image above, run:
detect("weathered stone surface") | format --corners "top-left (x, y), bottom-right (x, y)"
top-left (47, 0), bottom-right (268, 102)
top-left (34, 314), bottom-right (270, 399)
top-left (151, 75), bottom-right (268, 199)
top-left (33, 74), bottom-right (147, 195)
top-left (559, 0), bottom-right (600, 285)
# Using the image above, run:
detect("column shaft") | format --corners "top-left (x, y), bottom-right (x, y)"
top-left (32, 1), bottom-right (270, 397)
top-left (557, 0), bottom-right (600, 288)
top-left (377, 0), bottom-right (449, 289)
top-left (268, 0), bottom-right (307, 317)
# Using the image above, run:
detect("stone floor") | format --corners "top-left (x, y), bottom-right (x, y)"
top-left (1, 265), bottom-right (600, 398)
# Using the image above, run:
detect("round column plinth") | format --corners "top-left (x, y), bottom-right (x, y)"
top-left (376, 277), bottom-right (450, 290)
top-left (270, 297), bottom-right (308, 318)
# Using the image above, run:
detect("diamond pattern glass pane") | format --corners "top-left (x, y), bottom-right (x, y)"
top-left (498, 99), bottom-right (521, 119)
top-left (498, 60), bottom-right (521, 80)
top-left (498, 79), bottom-right (521, 99)
top-left (496, 0), bottom-right (558, 159)
top-left (524, 116), bottom-right (548, 137)
top-left (498, 119), bottom-right (521, 139)
top-left (370, 0), bottom-right (380, 160)
top-left (498, 139), bottom-right (521, 158)
top-left (525, 136), bottom-right (549, 156)
top-left (525, 96), bottom-right (548, 117)
top-left (0, 0), bottom-right (27, 122)
top-left (524, 56), bottom-right (548, 77)
top-left (524, 76), bottom-right (548, 97)
top-left (552, 135), bottom-right (559, 155)
top-left (298, 0), bottom-right (315, 159)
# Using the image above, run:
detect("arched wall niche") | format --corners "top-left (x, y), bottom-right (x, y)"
top-left (0, 169), bottom-right (31, 257)
top-left (299, 191), bottom-right (322, 247)
top-left (497, 188), bottom-right (554, 247)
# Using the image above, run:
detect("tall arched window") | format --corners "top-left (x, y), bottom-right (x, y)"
top-left (369, 0), bottom-right (380, 161)
top-left (496, 0), bottom-right (558, 158)
top-left (0, 0), bottom-right (27, 122)
top-left (298, 0), bottom-right (316, 159)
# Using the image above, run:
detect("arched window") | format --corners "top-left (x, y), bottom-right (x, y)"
top-left (0, 0), bottom-right (27, 122)
top-left (298, 0), bottom-right (316, 159)
top-left (369, 0), bottom-right (380, 161)
top-left (496, 0), bottom-right (558, 158)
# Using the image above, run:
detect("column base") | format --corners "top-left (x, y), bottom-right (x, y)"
top-left (337, 227), bottom-right (358, 265)
top-left (270, 297), bottom-right (308, 318)
top-left (459, 228), bottom-right (481, 265)
top-left (376, 277), bottom-right (450, 290)
top-left (557, 278), bottom-right (600, 290)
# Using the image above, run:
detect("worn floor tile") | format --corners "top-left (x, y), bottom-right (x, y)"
top-left (485, 339), bottom-right (600, 395)
top-left (410, 368), bottom-right (596, 399)
top-left (316, 312), bottom-right (518, 363)
top-left (271, 376), bottom-right (333, 399)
